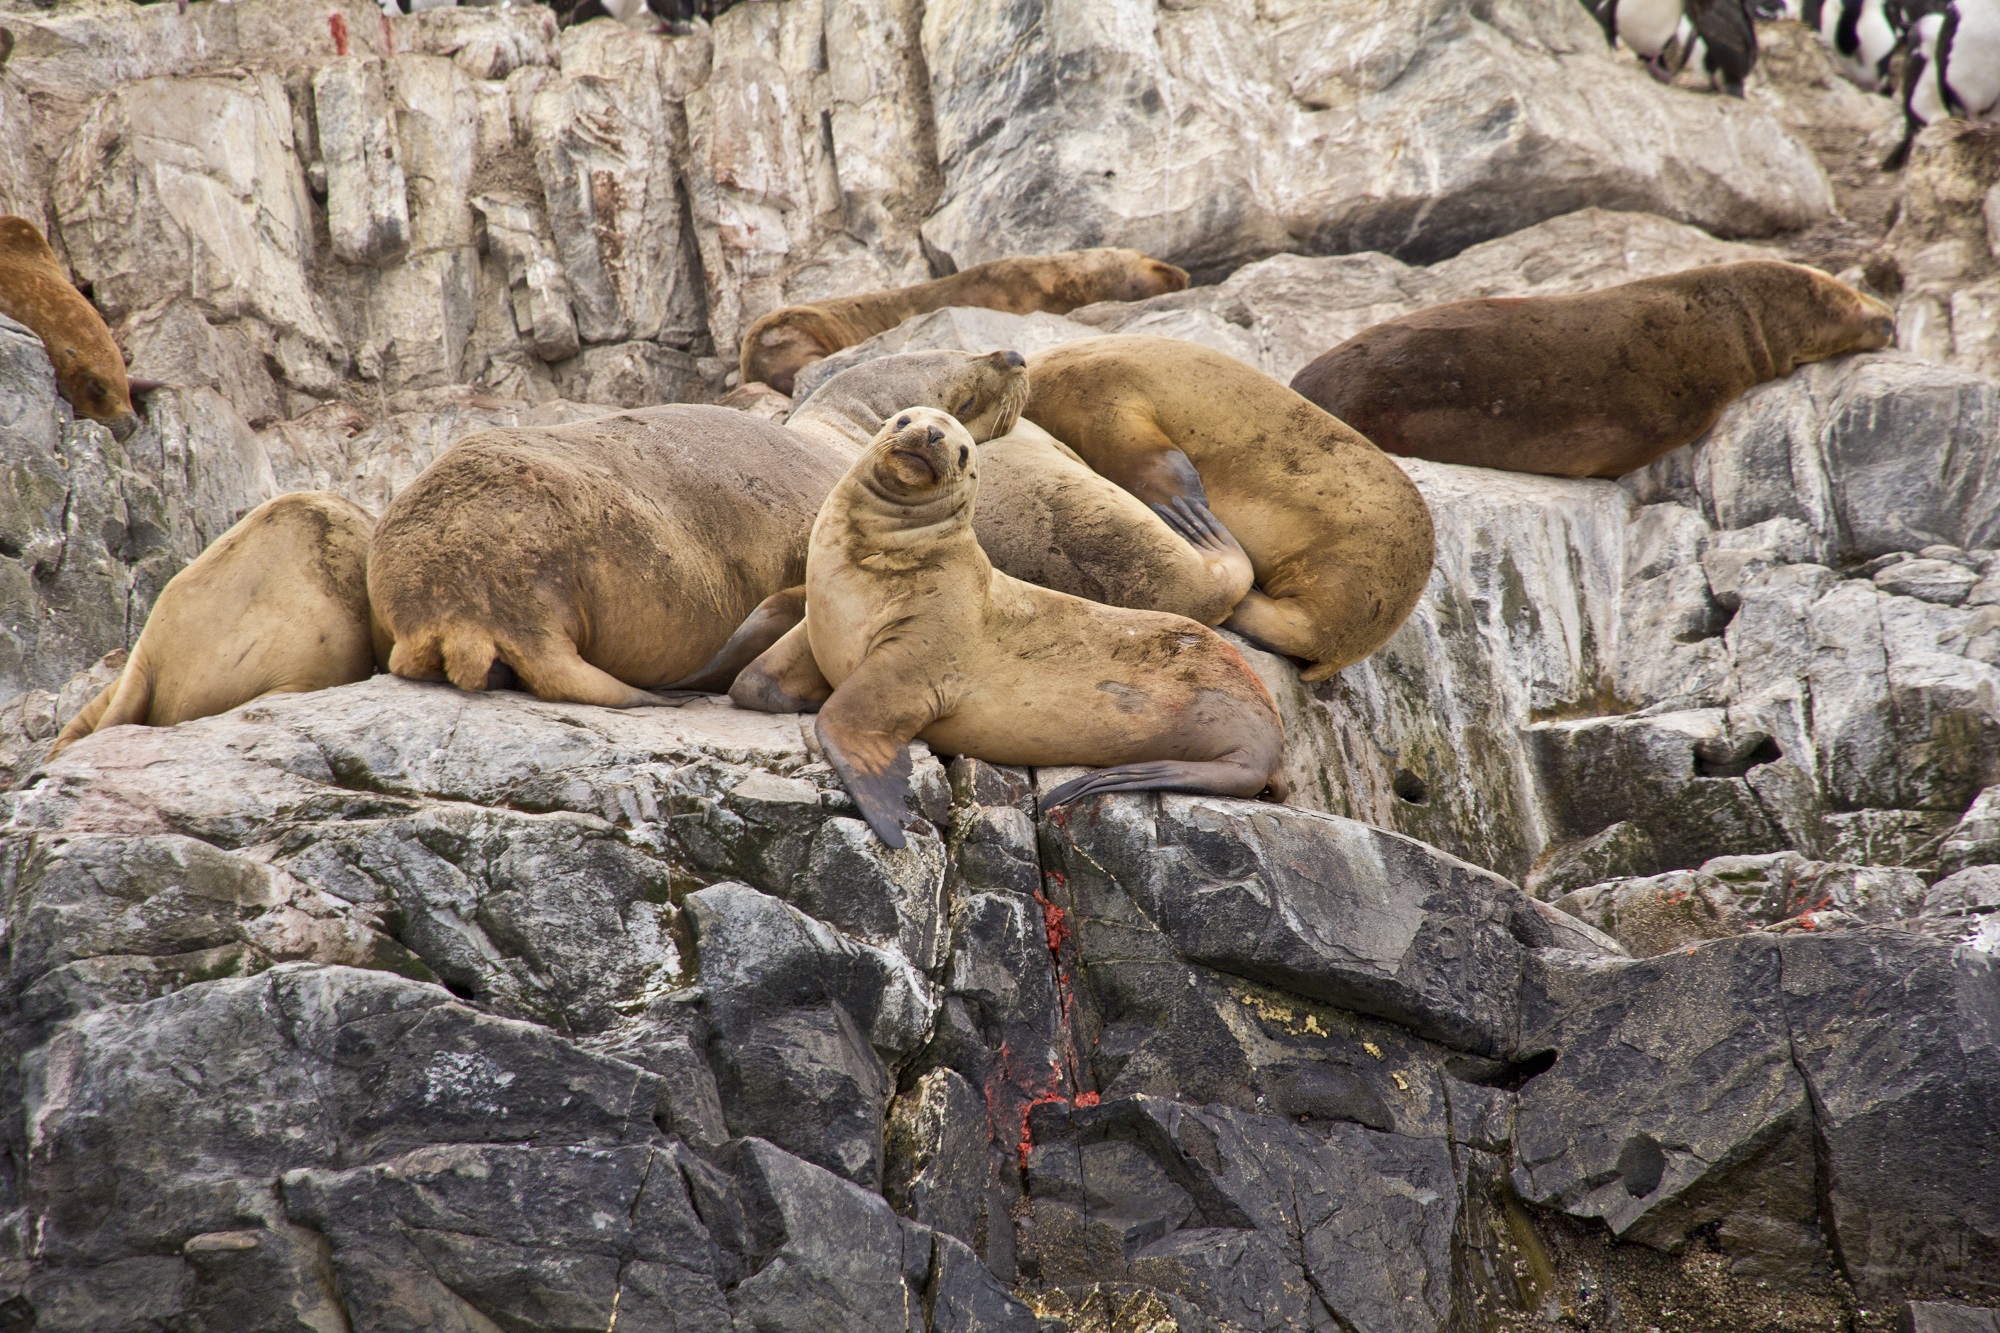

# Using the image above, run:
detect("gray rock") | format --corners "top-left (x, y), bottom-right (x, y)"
top-left (1037, 788), bottom-right (1543, 1056)
top-left (1876, 557), bottom-right (1983, 604)
top-left (1515, 937), bottom-right (1827, 1275)
top-left (1902, 1303), bottom-right (2000, 1333)
top-left (920, 0), bottom-right (1828, 276)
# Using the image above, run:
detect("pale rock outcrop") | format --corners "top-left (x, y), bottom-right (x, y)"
top-left (919, 0), bottom-right (1831, 277)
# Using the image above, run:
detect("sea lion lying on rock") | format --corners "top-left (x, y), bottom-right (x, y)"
top-left (369, 351), bottom-right (1031, 706)
top-left (1026, 336), bottom-right (1436, 682)
top-left (740, 248), bottom-right (1189, 394)
top-left (732, 408), bottom-right (1287, 848)
top-left (50, 493), bottom-right (381, 757)
top-left (1289, 260), bottom-right (1897, 480)
top-left (0, 216), bottom-right (145, 441)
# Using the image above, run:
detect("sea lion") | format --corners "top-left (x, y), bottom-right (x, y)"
top-left (1289, 261), bottom-right (1897, 480)
top-left (368, 351), bottom-right (1031, 706)
top-left (972, 419), bottom-right (1252, 626)
top-left (0, 216), bottom-right (141, 441)
top-left (740, 248), bottom-right (1189, 394)
top-left (1025, 336), bottom-right (1436, 683)
top-left (49, 492), bottom-right (381, 758)
top-left (687, 384), bottom-right (1258, 696)
top-left (732, 408), bottom-right (1287, 848)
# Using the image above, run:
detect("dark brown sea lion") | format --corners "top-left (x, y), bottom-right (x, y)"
top-left (740, 248), bottom-right (1189, 394)
top-left (1025, 336), bottom-right (1436, 683)
top-left (0, 216), bottom-right (142, 441)
top-left (1288, 260), bottom-right (1897, 480)
top-left (732, 408), bottom-right (1287, 848)
top-left (50, 492), bottom-right (381, 757)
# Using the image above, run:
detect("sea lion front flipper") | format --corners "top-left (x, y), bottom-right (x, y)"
top-left (1152, 496), bottom-right (1247, 559)
top-left (730, 620), bottom-right (834, 713)
top-left (813, 646), bottom-right (942, 850)
top-left (671, 586), bottom-right (807, 692)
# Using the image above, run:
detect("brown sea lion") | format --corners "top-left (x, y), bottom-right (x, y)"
top-left (50, 492), bottom-right (381, 758)
top-left (1288, 261), bottom-right (1898, 481)
top-left (731, 408), bottom-right (1287, 848)
top-left (0, 216), bottom-right (143, 441)
top-left (368, 351), bottom-right (1032, 707)
top-left (1025, 336), bottom-right (1436, 683)
top-left (740, 248), bottom-right (1189, 394)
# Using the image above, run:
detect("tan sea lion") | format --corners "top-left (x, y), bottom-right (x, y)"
top-left (368, 351), bottom-right (1032, 707)
top-left (0, 216), bottom-right (143, 441)
top-left (1025, 336), bottom-right (1436, 683)
top-left (972, 419), bottom-right (1252, 627)
top-left (732, 408), bottom-right (1287, 848)
top-left (1288, 261), bottom-right (1898, 480)
top-left (740, 248), bottom-right (1189, 394)
top-left (49, 492), bottom-right (381, 758)
top-left (684, 361), bottom-right (1258, 693)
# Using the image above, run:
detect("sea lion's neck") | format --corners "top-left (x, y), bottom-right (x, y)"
top-left (788, 391), bottom-right (892, 455)
top-left (822, 475), bottom-right (981, 569)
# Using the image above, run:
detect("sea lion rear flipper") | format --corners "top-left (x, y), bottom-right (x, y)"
top-left (812, 646), bottom-right (941, 849)
top-left (1042, 753), bottom-right (1278, 810)
top-left (671, 586), bottom-right (807, 692)
top-left (730, 620), bottom-right (833, 713)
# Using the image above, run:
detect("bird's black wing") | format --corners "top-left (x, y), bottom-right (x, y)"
top-left (1689, 0), bottom-right (1760, 85)
top-left (1583, 0), bottom-right (1621, 46)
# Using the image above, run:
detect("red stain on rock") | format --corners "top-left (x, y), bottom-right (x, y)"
top-left (328, 12), bottom-right (349, 55)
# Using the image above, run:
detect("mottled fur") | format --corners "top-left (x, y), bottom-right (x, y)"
top-left (1290, 261), bottom-right (1897, 480)
top-left (740, 248), bottom-right (1188, 393)
top-left (370, 354), bottom-right (1030, 706)
top-left (0, 216), bottom-right (139, 440)
top-left (1027, 337), bottom-right (1436, 682)
top-left (733, 409), bottom-right (1286, 848)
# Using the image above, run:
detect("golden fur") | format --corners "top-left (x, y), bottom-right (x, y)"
top-left (1027, 336), bottom-right (1436, 682)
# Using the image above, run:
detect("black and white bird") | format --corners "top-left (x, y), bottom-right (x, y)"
top-left (1888, 0), bottom-right (2000, 165)
top-left (1586, 0), bottom-right (1763, 95)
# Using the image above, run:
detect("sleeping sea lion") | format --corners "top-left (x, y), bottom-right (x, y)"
top-left (1288, 260), bottom-right (1897, 480)
top-left (49, 492), bottom-right (381, 757)
top-left (731, 408), bottom-right (1287, 848)
top-left (1025, 336), bottom-right (1436, 682)
top-left (0, 216), bottom-right (142, 441)
top-left (740, 248), bottom-right (1189, 394)
top-left (368, 351), bottom-right (1031, 706)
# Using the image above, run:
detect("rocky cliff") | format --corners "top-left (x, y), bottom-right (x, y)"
top-left (0, 0), bottom-right (1995, 1329)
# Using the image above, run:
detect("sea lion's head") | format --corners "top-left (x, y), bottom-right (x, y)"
top-left (801, 348), bottom-right (1029, 442)
top-left (51, 344), bottom-right (139, 441)
top-left (1090, 248), bottom-right (1190, 302)
top-left (0, 216), bottom-right (141, 440)
top-left (863, 407), bottom-right (978, 507)
top-left (1767, 261), bottom-right (1897, 363)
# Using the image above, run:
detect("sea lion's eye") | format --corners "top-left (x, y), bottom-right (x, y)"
top-left (958, 445), bottom-right (969, 467)
top-left (955, 396), bottom-right (975, 417)
top-left (895, 414), bottom-right (910, 429)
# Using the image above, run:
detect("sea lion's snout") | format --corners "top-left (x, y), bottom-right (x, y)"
top-left (107, 412), bottom-right (138, 443)
top-left (1002, 350), bottom-right (1026, 369)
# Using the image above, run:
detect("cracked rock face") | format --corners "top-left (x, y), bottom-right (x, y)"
top-left (7, 677), bottom-right (1994, 1329)
top-left (0, 0), bottom-right (1995, 1325)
